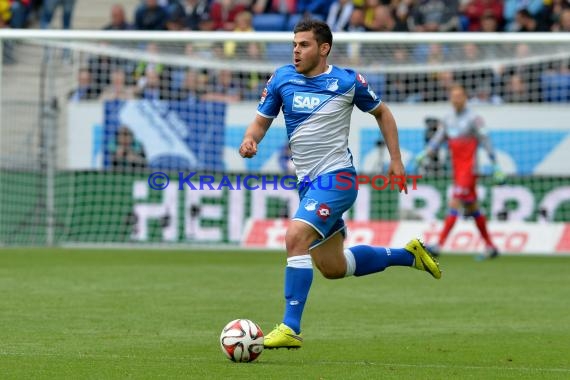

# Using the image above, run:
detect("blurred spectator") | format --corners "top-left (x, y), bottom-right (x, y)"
top-left (134, 68), bottom-right (168, 100)
top-left (408, 0), bottom-right (460, 32)
top-left (503, 73), bottom-right (532, 102)
top-left (40, 0), bottom-right (76, 29)
top-left (135, 0), bottom-right (168, 30)
top-left (202, 69), bottom-right (241, 102)
top-left (513, 8), bottom-right (548, 31)
top-left (224, 10), bottom-right (254, 58)
top-left (366, 4), bottom-right (397, 31)
top-left (103, 4), bottom-right (133, 30)
top-left (480, 11), bottom-right (500, 31)
top-left (296, 0), bottom-right (331, 19)
top-left (384, 47), bottom-right (421, 102)
top-left (111, 126), bottom-right (147, 170)
top-left (166, 3), bottom-right (186, 30)
top-left (347, 6), bottom-right (366, 31)
top-left (469, 82), bottom-right (504, 105)
top-left (546, 0), bottom-right (570, 31)
top-left (326, 0), bottom-right (354, 32)
top-left (461, 0), bottom-right (503, 32)
top-left (344, 7), bottom-right (366, 64)
top-left (251, 0), bottom-right (296, 14)
top-left (10, 0), bottom-right (31, 28)
top-left (393, 0), bottom-right (412, 31)
top-left (455, 43), bottom-right (497, 96)
top-left (68, 68), bottom-right (99, 101)
top-left (553, 8), bottom-right (570, 31)
top-left (504, 0), bottom-right (544, 31)
top-left (423, 70), bottom-right (454, 102)
top-left (100, 69), bottom-right (135, 101)
top-left (209, 0), bottom-right (247, 31)
top-left (134, 43), bottom-right (165, 85)
top-left (0, 1), bottom-right (10, 27)
top-left (426, 43), bottom-right (446, 65)
top-left (172, 69), bottom-right (201, 101)
top-left (180, 0), bottom-right (211, 30)
top-left (88, 50), bottom-right (127, 94)
top-left (362, 0), bottom-right (380, 30)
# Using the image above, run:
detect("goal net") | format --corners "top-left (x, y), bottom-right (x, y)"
top-left (0, 30), bottom-right (569, 253)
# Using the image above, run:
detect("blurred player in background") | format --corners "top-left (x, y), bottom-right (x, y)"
top-left (416, 84), bottom-right (505, 260)
top-left (240, 19), bottom-right (441, 350)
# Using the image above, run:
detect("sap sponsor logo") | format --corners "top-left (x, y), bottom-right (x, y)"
top-left (292, 92), bottom-right (330, 112)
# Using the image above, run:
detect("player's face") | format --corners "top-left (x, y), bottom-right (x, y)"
top-left (450, 87), bottom-right (467, 112)
top-left (292, 31), bottom-right (327, 76)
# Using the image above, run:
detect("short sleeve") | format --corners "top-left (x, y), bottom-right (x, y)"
top-left (353, 72), bottom-right (382, 113)
top-left (257, 73), bottom-right (282, 118)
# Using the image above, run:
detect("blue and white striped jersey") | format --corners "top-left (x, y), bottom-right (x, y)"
top-left (257, 64), bottom-right (382, 180)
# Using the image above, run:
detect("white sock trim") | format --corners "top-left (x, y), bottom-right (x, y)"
top-left (287, 254), bottom-right (313, 269)
top-left (344, 249), bottom-right (356, 277)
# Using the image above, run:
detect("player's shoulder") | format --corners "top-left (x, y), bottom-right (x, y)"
top-left (465, 107), bottom-right (484, 124)
top-left (330, 66), bottom-right (365, 84)
top-left (270, 65), bottom-right (297, 84)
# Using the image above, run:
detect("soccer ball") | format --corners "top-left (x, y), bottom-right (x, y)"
top-left (219, 319), bottom-right (264, 363)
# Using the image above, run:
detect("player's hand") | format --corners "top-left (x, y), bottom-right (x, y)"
top-left (239, 137), bottom-right (257, 158)
top-left (388, 158), bottom-right (408, 194)
top-left (492, 164), bottom-right (506, 185)
top-left (415, 150), bottom-right (427, 166)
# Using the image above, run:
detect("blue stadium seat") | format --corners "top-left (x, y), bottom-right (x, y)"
top-left (252, 13), bottom-right (287, 31)
top-left (286, 13), bottom-right (324, 32)
top-left (541, 73), bottom-right (570, 102)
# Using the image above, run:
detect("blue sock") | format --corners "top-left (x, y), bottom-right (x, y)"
top-left (347, 245), bottom-right (414, 277)
top-left (282, 255), bottom-right (313, 334)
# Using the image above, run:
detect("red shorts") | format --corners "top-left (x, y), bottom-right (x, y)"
top-left (452, 176), bottom-right (477, 202)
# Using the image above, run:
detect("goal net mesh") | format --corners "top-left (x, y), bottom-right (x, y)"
top-left (0, 32), bottom-right (569, 248)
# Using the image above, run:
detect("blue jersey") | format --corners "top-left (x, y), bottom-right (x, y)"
top-left (257, 65), bottom-right (382, 180)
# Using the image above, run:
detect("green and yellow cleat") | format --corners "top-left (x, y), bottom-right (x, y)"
top-left (405, 238), bottom-right (442, 279)
top-left (263, 323), bottom-right (303, 350)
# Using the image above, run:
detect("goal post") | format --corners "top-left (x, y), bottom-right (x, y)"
top-left (0, 30), bottom-right (569, 253)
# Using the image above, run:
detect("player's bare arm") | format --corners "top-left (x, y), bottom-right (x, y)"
top-left (371, 103), bottom-right (407, 193)
top-left (239, 114), bottom-right (272, 158)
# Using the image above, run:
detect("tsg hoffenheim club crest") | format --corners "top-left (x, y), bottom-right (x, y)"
top-left (326, 78), bottom-right (339, 91)
top-left (304, 198), bottom-right (318, 211)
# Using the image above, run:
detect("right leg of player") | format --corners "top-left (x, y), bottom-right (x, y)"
top-left (464, 201), bottom-right (499, 260)
top-left (311, 231), bottom-right (441, 280)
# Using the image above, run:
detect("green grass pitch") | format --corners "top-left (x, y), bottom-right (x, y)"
top-left (0, 249), bottom-right (569, 379)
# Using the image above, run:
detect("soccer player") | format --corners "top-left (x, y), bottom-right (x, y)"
top-left (239, 19), bottom-right (441, 350)
top-left (416, 84), bottom-right (505, 259)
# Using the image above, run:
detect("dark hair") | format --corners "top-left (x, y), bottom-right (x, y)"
top-left (293, 19), bottom-right (333, 50)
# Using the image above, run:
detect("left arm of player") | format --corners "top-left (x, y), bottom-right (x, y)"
top-left (370, 103), bottom-right (407, 194)
top-left (474, 116), bottom-right (505, 184)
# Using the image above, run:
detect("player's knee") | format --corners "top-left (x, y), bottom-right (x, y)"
top-left (313, 259), bottom-right (345, 279)
top-left (318, 266), bottom-right (345, 279)
top-left (285, 224), bottom-right (314, 253)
